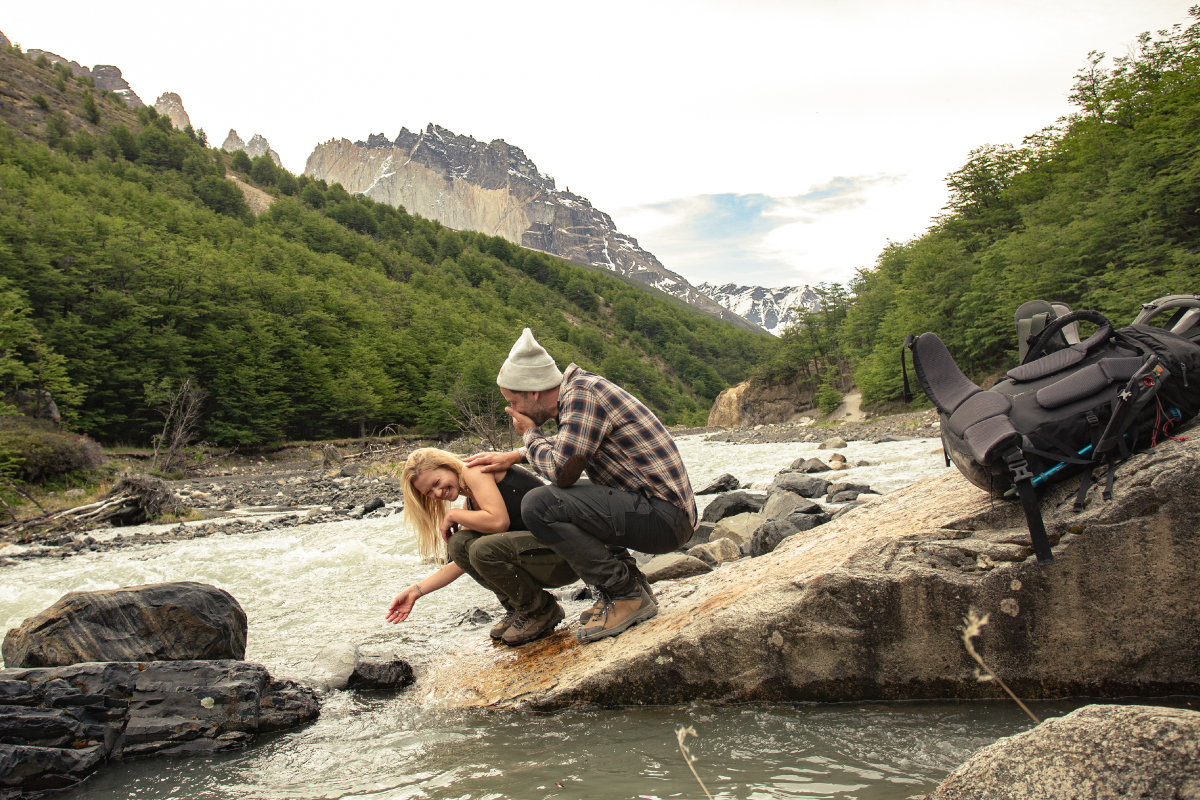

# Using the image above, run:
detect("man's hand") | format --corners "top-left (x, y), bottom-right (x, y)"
top-left (463, 450), bottom-right (522, 474)
top-left (505, 406), bottom-right (536, 435)
top-left (386, 587), bottom-right (422, 624)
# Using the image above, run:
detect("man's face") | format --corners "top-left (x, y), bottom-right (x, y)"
top-left (500, 387), bottom-right (557, 426)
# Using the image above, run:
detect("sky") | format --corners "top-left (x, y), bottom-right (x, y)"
top-left (3, 1), bottom-right (1193, 289)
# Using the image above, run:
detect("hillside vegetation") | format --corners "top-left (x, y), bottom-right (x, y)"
top-left (0, 44), bottom-right (775, 447)
top-left (760, 13), bottom-right (1200, 408)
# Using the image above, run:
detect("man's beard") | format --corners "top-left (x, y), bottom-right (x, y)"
top-left (527, 400), bottom-right (557, 427)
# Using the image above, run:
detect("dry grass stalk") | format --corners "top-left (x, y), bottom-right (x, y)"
top-left (962, 607), bottom-right (1041, 724)
top-left (675, 725), bottom-right (715, 800)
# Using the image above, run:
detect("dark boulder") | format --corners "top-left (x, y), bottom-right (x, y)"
top-left (767, 472), bottom-right (830, 499)
top-left (346, 656), bottom-right (414, 691)
top-left (363, 496), bottom-right (386, 513)
top-left (0, 660), bottom-right (318, 793)
top-left (696, 473), bottom-right (740, 495)
top-left (2, 582), bottom-right (248, 668)
top-left (789, 457), bottom-right (830, 473)
top-left (748, 511), bottom-right (831, 557)
top-left (700, 491), bottom-right (766, 524)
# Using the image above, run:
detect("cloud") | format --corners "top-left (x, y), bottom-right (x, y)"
top-left (617, 175), bottom-right (906, 288)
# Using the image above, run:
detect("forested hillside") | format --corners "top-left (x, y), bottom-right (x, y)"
top-left (761, 14), bottom-right (1200, 408)
top-left (0, 45), bottom-right (774, 446)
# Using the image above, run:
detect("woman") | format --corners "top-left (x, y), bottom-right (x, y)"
top-left (385, 448), bottom-right (577, 646)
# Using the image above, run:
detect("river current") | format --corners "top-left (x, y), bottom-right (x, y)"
top-left (1, 435), bottom-right (1176, 799)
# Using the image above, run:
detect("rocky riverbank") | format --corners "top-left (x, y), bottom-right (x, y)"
top-left (697, 408), bottom-right (941, 444)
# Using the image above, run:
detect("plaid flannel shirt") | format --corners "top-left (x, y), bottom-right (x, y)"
top-left (520, 364), bottom-right (698, 528)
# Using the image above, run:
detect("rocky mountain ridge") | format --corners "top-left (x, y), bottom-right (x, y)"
top-left (222, 129), bottom-right (282, 167)
top-left (697, 283), bottom-right (820, 336)
top-left (23, 48), bottom-right (144, 108)
top-left (305, 124), bottom-right (758, 330)
top-left (153, 92), bottom-right (190, 130)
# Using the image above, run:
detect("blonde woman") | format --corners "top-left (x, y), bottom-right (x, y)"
top-left (386, 448), bottom-right (577, 646)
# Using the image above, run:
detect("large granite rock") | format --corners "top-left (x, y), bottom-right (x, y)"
top-left (748, 511), bottom-right (831, 557)
top-left (304, 125), bottom-right (757, 330)
top-left (419, 434), bottom-right (1200, 709)
top-left (706, 377), bottom-right (815, 427)
top-left (3, 582), bottom-right (248, 668)
top-left (0, 660), bottom-right (318, 795)
top-left (927, 704), bottom-right (1200, 799)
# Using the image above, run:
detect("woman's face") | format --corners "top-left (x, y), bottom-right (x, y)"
top-left (413, 467), bottom-right (459, 502)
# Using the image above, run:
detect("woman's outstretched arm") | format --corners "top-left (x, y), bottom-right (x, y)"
top-left (385, 561), bottom-right (465, 623)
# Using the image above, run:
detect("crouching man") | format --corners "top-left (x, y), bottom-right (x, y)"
top-left (465, 328), bottom-right (698, 644)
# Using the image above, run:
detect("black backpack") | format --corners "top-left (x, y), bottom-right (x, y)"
top-left (902, 295), bottom-right (1200, 566)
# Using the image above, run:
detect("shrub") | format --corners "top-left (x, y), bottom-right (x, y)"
top-left (0, 418), bottom-right (104, 483)
top-left (31, 94), bottom-right (49, 111)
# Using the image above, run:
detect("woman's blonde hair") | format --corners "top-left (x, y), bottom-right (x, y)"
top-left (401, 448), bottom-right (466, 562)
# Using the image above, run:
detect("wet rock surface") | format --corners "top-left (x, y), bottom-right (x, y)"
top-left (3, 582), bottom-right (247, 668)
top-left (423, 431), bottom-right (1200, 710)
top-left (0, 660), bottom-right (317, 796)
top-left (926, 704), bottom-right (1200, 799)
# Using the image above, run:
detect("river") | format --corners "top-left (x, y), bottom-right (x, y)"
top-left (1, 435), bottom-right (1181, 799)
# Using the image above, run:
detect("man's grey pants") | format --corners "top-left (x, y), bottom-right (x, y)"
top-left (520, 482), bottom-right (694, 595)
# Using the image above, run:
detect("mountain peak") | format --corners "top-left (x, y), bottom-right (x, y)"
top-left (303, 124), bottom-right (762, 331)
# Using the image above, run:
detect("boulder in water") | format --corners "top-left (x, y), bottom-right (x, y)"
top-left (0, 660), bottom-right (318, 793)
top-left (927, 705), bottom-right (1200, 799)
top-left (789, 457), bottom-right (830, 473)
top-left (762, 491), bottom-right (821, 519)
top-left (347, 655), bottom-right (414, 691)
top-left (2, 582), bottom-right (248, 668)
top-left (817, 437), bottom-right (847, 450)
top-left (767, 472), bottom-right (830, 499)
top-left (696, 473), bottom-right (740, 495)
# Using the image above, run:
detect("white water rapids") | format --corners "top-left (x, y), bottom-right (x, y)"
top-left (0, 436), bottom-right (1149, 799)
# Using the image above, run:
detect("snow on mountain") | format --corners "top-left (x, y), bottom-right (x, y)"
top-left (696, 283), bottom-right (820, 336)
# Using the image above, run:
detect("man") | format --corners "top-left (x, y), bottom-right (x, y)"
top-left (465, 328), bottom-right (698, 644)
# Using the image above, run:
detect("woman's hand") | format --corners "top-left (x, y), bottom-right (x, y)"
top-left (385, 586), bottom-right (423, 623)
top-left (439, 509), bottom-right (461, 541)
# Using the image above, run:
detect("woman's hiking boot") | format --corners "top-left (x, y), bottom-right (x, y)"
top-left (489, 608), bottom-right (519, 640)
top-left (579, 576), bottom-right (654, 625)
top-left (576, 583), bottom-right (657, 644)
top-left (502, 599), bottom-right (566, 646)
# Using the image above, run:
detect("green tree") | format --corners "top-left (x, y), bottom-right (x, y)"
top-left (230, 149), bottom-right (252, 173)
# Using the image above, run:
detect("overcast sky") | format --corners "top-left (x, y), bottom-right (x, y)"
top-left (4, 1), bottom-right (1192, 289)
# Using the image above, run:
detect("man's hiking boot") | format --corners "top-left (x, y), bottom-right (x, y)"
top-left (502, 600), bottom-right (566, 646)
top-left (576, 583), bottom-right (657, 644)
top-left (489, 608), bottom-right (518, 640)
top-left (579, 576), bottom-right (654, 625)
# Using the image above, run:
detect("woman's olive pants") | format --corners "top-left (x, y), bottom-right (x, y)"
top-left (446, 528), bottom-right (579, 615)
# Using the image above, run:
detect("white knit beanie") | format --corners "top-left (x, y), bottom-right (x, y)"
top-left (497, 328), bottom-right (563, 391)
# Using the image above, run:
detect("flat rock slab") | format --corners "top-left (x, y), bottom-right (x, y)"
top-left (927, 704), bottom-right (1200, 799)
top-left (421, 436), bottom-right (1200, 710)
top-left (3, 582), bottom-right (247, 668)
